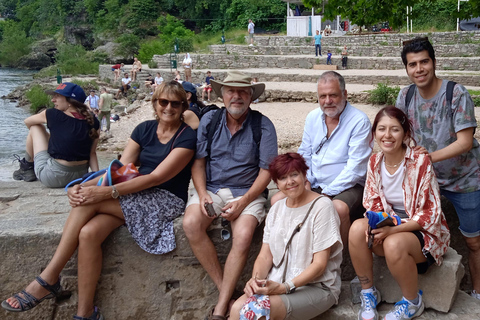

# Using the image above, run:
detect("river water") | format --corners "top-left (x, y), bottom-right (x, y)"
top-left (0, 68), bottom-right (36, 181)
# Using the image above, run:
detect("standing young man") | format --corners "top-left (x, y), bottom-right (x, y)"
top-left (313, 30), bottom-right (322, 56)
top-left (396, 37), bottom-right (480, 302)
top-left (248, 19), bottom-right (255, 46)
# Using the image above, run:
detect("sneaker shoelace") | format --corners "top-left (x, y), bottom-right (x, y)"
top-left (392, 299), bottom-right (410, 318)
top-left (362, 292), bottom-right (377, 312)
top-left (12, 154), bottom-right (22, 164)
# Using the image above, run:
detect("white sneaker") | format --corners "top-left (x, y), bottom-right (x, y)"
top-left (471, 290), bottom-right (480, 300)
top-left (384, 291), bottom-right (424, 320)
top-left (359, 288), bottom-right (381, 320)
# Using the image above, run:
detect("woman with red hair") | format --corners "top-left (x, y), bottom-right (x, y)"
top-left (230, 153), bottom-right (343, 320)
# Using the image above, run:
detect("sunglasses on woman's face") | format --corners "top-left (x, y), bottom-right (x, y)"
top-left (157, 99), bottom-right (183, 108)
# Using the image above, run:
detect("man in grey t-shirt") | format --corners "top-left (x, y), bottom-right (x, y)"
top-left (183, 71), bottom-right (277, 319)
top-left (396, 37), bottom-right (480, 301)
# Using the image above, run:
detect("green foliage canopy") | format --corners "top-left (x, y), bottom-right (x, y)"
top-left (0, 20), bottom-right (32, 66)
top-left (302, 0), bottom-right (417, 29)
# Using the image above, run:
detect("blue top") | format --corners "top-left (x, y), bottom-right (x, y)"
top-left (131, 121), bottom-right (197, 202)
top-left (196, 109), bottom-right (278, 197)
top-left (298, 102), bottom-right (372, 196)
top-left (314, 34), bottom-right (322, 45)
top-left (47, 108), bottom-right (100, 161)
top-left (327, 52), bottom-right (332, 59)
top-left (205, 76), bottom-right (214, 85)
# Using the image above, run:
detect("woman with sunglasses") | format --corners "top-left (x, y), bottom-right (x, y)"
top-left (230, 153), bottom-right (343, 320)
top-left (1, 81), bottom-right (197, 320)
top-left (350, 107), bottom-right (449, 320)
top-left (12, 82), bottom-right (100, 187)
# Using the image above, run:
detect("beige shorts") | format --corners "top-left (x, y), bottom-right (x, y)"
top-left (280, 283), bottom-right (336, 320)
top-left (184, 68), bottom-right (192, 77)
top-left (186, 188), bottom-right (267, 223)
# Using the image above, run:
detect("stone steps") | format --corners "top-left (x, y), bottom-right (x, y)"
top-left (211, 43), bottom-right (480, 57)
top-left (152, 53), bottom-right (480, 71)
top-left (252, 31), bottom-right (480, 47)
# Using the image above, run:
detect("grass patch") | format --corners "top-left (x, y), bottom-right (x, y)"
top-left (468, 90), bottom-right (480, 96)
top-left (473, 97), bottom-right (480, 107)
top-left (26, 85), bottom-right (54, 113)
top-left (193, 28), bottom-right (265, 51)
top-left (71, 78), bottom-right (100, 92)
top-left (368, 83), bottom-right (401, 105)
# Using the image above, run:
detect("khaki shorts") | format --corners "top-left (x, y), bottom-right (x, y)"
top-left (312, 184), bottom-right (365, 221)
top-left (184, 68), bottom-right (192, 77)
top-left (186, 188), bottom-right (267, 224)
top-left (280, 283), bottom-right (336, 320)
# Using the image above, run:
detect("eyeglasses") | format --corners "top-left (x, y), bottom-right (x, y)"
top-left (157, 99), bottom-right (183, 108)
top-left (402, 37), bottom-right (429, 47)
top-left (315, 136), bottom-right (328, 154)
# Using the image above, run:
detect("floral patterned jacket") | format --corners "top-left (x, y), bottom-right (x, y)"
top-left (363, 147), bottom-right (450, 265)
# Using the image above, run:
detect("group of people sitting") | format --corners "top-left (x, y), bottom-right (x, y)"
top-left (4, 37), bottom-right (480, 320)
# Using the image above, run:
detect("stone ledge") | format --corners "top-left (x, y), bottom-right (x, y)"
top-left (372, 247), bottom-right (465, 312)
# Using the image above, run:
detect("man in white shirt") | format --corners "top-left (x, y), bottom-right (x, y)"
top-left (274, 71), bottom-right (372, 245)
top-left (116, 73), bottom-right (131, 98)
top-left (248, 19), bottom-right (255, 46)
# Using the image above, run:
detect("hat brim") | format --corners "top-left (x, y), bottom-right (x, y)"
top-left (211, 80), bottom-right (265, 101)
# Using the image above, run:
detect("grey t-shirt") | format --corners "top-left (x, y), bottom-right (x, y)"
top-left (396, 80), bottom-right (480, 192)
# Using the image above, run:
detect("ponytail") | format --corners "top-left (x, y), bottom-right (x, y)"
top-left (67, 98), bottom-right (99, 140)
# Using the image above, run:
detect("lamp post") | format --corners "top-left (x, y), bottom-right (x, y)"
top-left (457, 0), bottom-right (469, 32)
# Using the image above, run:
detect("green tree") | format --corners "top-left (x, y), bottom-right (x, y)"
top-left (0, 20), bottom-right (32, 66)
top-left (303, 0), bottom-right (418, 29)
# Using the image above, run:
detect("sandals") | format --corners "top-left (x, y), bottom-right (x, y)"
top-left (73, 306), bottom-right (104, 320)
top-left (1, 276), bottom-right (62, 312)
top-left (206, 307), bottom-right (226, 320)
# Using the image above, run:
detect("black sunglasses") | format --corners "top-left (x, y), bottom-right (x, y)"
top-left (157, 99), bottom-right (183, 108)
top-left (315, 136), bottom-right (328, 154)
top-left (402, 37), bottom-right (429, 47)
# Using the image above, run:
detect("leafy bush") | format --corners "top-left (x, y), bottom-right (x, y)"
top-left (26, 85), bottom-right (54, 113)
top-left (0, 20), bottom-right (32, 66)
top-left (55, 44), bottom-right (100, 75)
top-left (71, 78), bottom-right (100, 92)
top-left (138, 40), bottom-right (165, 62)
top-left (157, 15), bottom-right (195, 52)
top-left (148, 59), bottom-right (158, 68)
top-left (473, 96), bottom-right (480, 107)
top-left (368, 83), bottom-right (400, 106)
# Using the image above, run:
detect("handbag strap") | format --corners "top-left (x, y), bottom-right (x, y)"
top-left (277, 196), bottom-right (323, 282)
top-left (170, 124), bottom-right (189, 151)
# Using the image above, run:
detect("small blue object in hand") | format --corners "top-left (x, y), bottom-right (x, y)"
top-left (366, 211), bottom-right (401, 248)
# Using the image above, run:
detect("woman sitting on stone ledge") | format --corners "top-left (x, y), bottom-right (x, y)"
top-left (230, 153), bottom-right (343, 320)
top-left (350, 106), bottom-right (450, 320)
top-left (12, 82), bottom-right (100, 187)
top-left (1, 81), bottom-right (197, 320)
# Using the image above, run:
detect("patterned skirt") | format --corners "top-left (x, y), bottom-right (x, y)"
top-left (119, 187), bottom-right (185, 254)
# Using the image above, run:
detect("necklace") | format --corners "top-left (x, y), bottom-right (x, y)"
top-left (384, 158), bottom-right (404, 168)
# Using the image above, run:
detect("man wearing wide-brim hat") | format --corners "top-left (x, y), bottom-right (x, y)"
top-left (183, 71), bottom-right (278, 320)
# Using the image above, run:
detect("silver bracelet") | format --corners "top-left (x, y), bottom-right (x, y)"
top-left (283, 282), bottom-right (290, 294)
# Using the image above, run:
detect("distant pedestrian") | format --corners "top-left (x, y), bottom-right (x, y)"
top-left (182, 53), bottom-right (192, 82)
top-left (111, 63), bottom-right (124, 82)
top-left (98, 87), bottom-right (113, 132)
top-left (342, 46), bottom-right (348, 69)
top-left (326, 50), bottom-right (332, 65)
top-left (84, 90), bottom-right (100, 115)
top-left (201, 71), bottom-right (214, 103)
top-left (313, 30), bottom-right (322, 56)
top-left (248, 19), bottom-right (255, 46)
top-left (130, 57), bottom-right (142, 81)
top-left (153, 72), bottom-right (164, 92)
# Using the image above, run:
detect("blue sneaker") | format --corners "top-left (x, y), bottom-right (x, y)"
top-left (359, 288), bottom-right (381, 320)
top-left (384, 291), bottom-right (424, 320)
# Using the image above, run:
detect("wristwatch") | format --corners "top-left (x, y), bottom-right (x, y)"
top-left (111, 186), bottom-right (119, 199)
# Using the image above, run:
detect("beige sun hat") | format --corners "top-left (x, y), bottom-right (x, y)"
top-left (211, 71), bottom-right (265, 101)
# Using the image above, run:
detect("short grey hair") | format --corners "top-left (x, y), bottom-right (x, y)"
top-left (317, 71), bottom-right (346, 93)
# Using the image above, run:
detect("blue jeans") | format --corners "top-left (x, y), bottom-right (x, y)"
top-left (441, 188), bottom-right (480, 237)
top-left (315, 44), bottom-right (321, 56)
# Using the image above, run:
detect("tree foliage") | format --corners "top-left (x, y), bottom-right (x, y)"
top-left (302, 0), bottom-right (418, 29)
top-left (0, 20), bottom-right (32, 66)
